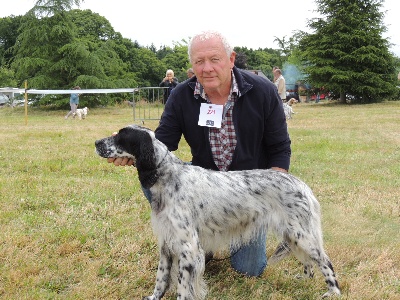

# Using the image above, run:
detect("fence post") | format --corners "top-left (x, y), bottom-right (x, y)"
top-left (132, 87), bottom-right (167, 123)
top-left (24, 80), bottom-right (28, 125)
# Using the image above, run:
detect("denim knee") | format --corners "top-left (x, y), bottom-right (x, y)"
top-left (141, 186), bottom-right (152, 203)
top-left (230, 231), bottom-right (267, 277)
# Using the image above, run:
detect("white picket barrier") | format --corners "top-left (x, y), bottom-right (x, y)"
top-left (0, 86), bottom-right (168, 122)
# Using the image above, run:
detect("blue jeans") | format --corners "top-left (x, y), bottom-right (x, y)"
top-left (230, 229), bottom-right (267, 277)
top-left (141, 186), bottom-right (267, 277)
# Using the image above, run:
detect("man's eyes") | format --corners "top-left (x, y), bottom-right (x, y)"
top-left (195, 58), bottom-right (220, 64)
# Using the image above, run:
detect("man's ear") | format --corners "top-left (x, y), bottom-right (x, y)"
top-left (230, 51), bottom-right (236, 67)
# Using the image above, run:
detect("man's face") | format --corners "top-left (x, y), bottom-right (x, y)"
top-left (190, 37), bottom-right (235, 92)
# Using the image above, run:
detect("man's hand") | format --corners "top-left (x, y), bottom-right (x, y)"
top-left (107, 157), bottom-right (135, 166)
top-left (106, 132), bottom-right (135, 166)
top-left (271, 167), bottom-right (288, 173)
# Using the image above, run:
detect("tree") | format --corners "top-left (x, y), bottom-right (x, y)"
top-left (273, 36), bottom-right (291, 62)
top-left (298, 0), bottom-right (397, 103)
top-left (233, 46), bottom-right (280, 79)
top-left (11, 8), bottom-right (136, 90)
top-left (248, 50), bottom-right (275, 78)
top-left (0, 67), bottom-right (17, 87)
top-left (160, 41), bottom-right (191, 82)
top-left (129, 47), bottom-right (165, 87)
top-left (32, 0), bottom-right (83, 17)
top-left (0, 16), bottom-right (24, 66)
top-left (6, 2), bottom-right (139, 107)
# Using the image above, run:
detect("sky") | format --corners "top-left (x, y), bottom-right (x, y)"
top-left (1, 0), bottom-right (399, 57)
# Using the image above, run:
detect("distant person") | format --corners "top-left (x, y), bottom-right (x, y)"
top-left (65, 86), bottom-right (81, 119)
top-left (187, 68), bottom-right (195, 78)
top-left (272, 66), bottom-right (280, 82)
top-left (273, 69), bottom-right (286, 102)
top-left (316, 92), bottom-right (320, 103)
top-left (159, 69), bottom-right (179, 104)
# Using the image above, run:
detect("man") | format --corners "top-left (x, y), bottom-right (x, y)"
top-left (273, 68), bottom-right (287, 102)
top-left (108, 30), bottom-right (291, 277)
top-left (187, 68), bottom-right (195, 78)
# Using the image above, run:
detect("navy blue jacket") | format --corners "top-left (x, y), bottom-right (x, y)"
top-left (155, 67), bottom-right (291, 171)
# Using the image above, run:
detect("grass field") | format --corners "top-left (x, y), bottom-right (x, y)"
top-left (0, 101), bottom-right (399, 299)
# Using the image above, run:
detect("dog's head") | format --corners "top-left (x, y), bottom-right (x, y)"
top-left (95, 125), bottom-right (154, 159)
top-left (83, 107), bottom-right (88, 114)
top-left (95, 125), bottom-right (158, 188)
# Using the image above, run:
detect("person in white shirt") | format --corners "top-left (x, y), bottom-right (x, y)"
top-left (273, 68), bottom-right (286, 102)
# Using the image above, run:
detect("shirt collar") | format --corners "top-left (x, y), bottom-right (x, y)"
top-left (194, 70), bottom-right (240, 100)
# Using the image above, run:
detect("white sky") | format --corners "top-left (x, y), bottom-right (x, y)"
top-left (1, 0), bottom-right (399, 57)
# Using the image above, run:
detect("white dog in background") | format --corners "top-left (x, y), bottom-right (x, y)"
top-left (75, 107), bottom-right (88, 120)
top-left (283, 98), bottom-right (298, 120)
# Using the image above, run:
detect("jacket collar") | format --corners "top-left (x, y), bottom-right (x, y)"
top-left (187, 66), bottom-right (253, 98)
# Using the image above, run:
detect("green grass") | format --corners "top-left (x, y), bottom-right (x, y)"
top-left (0, 101), bottom-right (399, 299)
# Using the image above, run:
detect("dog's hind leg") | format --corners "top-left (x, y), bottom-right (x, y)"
top-left (143, 243), bottom-right (173, 300)
top-left (315, 255), bottom-right (340, 298)
top-left (269, 239), bottom-right (315, 279)
top-left (302, 262), bottom-right (314, 278)
top-left (288, 236), bottom-right (340, 297)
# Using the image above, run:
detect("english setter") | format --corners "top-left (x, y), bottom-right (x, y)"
top-left (95, 125), bottom-right (341, 299)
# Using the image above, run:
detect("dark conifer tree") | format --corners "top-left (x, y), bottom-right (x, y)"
top-left (298, 0), bottom-right (397, 103)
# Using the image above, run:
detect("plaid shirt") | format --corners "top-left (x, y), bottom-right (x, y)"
top-left (194, 72), bottom-right (240, 171)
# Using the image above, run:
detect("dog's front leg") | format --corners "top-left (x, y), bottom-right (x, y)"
top-left (143, 243), bottom-right (172, 300)
top-left (176, 239), bottom-right (206, 300)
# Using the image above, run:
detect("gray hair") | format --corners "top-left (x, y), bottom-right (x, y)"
top-left (188, 30), bottom-right (233, 62)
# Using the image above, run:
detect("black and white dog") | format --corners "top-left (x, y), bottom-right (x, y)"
top-left (95, 125), bottom-right (340, 299)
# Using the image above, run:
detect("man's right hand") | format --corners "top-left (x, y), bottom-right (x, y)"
top-left (107, 157), bottom-right (135, 166)
top-left (105, 132), bottom-right (135, 166)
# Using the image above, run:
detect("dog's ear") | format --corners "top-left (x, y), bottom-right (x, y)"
top-left (117, 127), bottom-right (158, 188)
top-left (137, 138), bottom-right (159, 188)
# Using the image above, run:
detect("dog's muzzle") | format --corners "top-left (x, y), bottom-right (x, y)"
top-left (95, 138), bottom-right (113, 158)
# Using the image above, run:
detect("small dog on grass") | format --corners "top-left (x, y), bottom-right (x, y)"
top-left (287, 97), bottom-right (298, 106)
top-left (95, 125), bottom-right (341, 299)
top-left (75, 107), bottom-right (88, 119)
top-left (283, 98), bottom-right (298, 120)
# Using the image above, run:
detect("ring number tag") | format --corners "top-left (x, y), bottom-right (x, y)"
top-left (198, 103), bottom-right (223, 128)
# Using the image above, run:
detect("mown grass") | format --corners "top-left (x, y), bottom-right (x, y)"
top-left (0, 101), bottom-right (399, 299)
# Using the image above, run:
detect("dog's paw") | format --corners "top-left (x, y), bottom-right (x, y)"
top-left (322, 288), bottom-right (341, 298)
